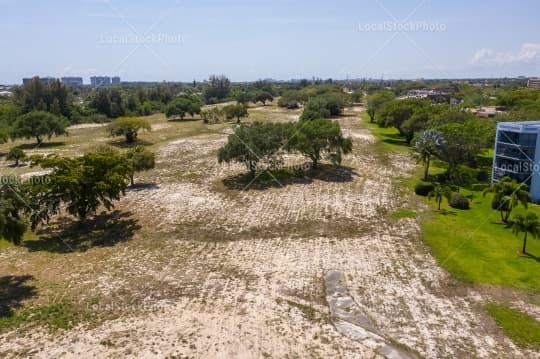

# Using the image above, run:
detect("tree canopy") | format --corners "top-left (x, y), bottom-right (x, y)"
top-left (107, 117), bottom-right (151, 143)
top-left (28, 151), bottom-right (131, 225)
top-left (11, 111), bottom-right (68, 144)
top-left (223, 104), bottom-right (249, 123)
top-left (0, 181), bottom-right (28, 244)
top-left (290, 118), bottom-right (352, 168)
top-left (165, 97), bottom-right (202, 120)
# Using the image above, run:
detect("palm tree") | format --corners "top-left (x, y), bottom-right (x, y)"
top-left (511, 212), bottom-right (540, 254)
top-left (428, 183), bottom-right (452, 210)
top-left (414, 130), bottom-right (446, 181)
top-left (483, 176), bottom-right (530, 223)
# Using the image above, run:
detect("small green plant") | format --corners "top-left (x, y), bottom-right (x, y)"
top-left (428, 183), bottom-right (452, 210)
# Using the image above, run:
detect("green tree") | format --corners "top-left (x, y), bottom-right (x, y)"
top-left (223, 104), bottom-right (249, 123)
top-left (201, 107), bottom-right (225, 124)
top-left (428, 183), bottom-right (452, 210)
top-left (254, 91), bottom-right (274, 105)
top-left (13, 77), bottom-right (71, 117)
top-left (204, 75), bottom-right (231, 103)
top-left (290, 119), bottom-right (352, 168)
top-left (438, 119), bottom-right (492, 176)
top-left (483, 176), bottom-right (530, 223)
top-left (6, 147), bottom-right (26, 166)
top-left (28, 151), bottom-right (131, 224)
top-left (277, 90), bottom-right (304, 109)
top-left (165, 98), bottom-right (201, 120)
top-left (511, 212), bottom-right (540, 254)
top-left (11, 111), bottom-right (68, 144)
top-left (125, 145), bottom-right (155, 185)
top-left (0, 127), bottom-right (10, 144)
top-left (90, 89), bottom-right (112, 118)
top-left (107, 117), bottom-right (151, 143)
top-left (366, 91), bottom-right (395, 123)
top-left (218, 122), bottom-right (289, 177)
top-left (0, 180), bottom-right (28, 244)
top-left (414, 129), bottom-right (446, 180)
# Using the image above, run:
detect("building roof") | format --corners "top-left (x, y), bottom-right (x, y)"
top-left (497, 121), bottom-right (540, 132)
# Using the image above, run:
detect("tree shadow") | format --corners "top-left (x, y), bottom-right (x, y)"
top-left (520, 252), bottom-right (540, 262)
top-left (0, 275), bottom-right (37, 317)
top-left (222, 163), bottom-right (358, 191)
top-left (166, 117), bottom-right (201, 122)
top-left (23, 210), bottom-right (141, 253)
top-left (107, 139), bottom-right (154, 148)
top-left (439, 209), bottom-right (458, 216)
top-left (381, 133), bottom-right (408, 147)
top-left (16, 142), bottom-right (66, 150)
top-left (127, 182), bottom-right (159, 192)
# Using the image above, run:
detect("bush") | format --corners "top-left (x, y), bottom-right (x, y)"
top-left (449, 193), bottom-right (470, 210)
top-left (476, 169), bottom-right (490, 182)
top-left (415, 181), bottom-right (435, 196)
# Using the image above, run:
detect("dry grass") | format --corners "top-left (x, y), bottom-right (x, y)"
top-left (0, 104), bottom-right (538, 358)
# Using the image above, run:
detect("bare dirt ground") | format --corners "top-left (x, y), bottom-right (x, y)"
top-left (1, 106), bottom-right (539, 358)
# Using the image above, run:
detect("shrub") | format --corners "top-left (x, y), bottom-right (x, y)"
top-left (6, 147), bottom-right (26, 166)
top-left (449, 193), bottom-right (470, 210)
top-left (476, 169), bottom-right (490, 182)
top-left (415, 181), bottom-right (435, 196)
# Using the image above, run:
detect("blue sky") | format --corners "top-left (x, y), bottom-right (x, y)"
top-left (1, 0), bottom-right (539, 84)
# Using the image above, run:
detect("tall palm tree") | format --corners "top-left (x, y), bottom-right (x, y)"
top-left (428, 183), bottom-right (452, 210)
top-left (511, 212), bottom-right (540, 254)
top-left (483, 176), bottom-right (530, 223)
top-left (414, 130), bottom-right (446, 181)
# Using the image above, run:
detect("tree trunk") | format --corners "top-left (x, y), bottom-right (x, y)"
top-left (423, 157), bottom-right (430, 181)
top-left (36, 136), bottom-right (43, 145)
top-left (522, 233), bottom-right (528, 254)
top-left (126, 132), bottom-right (135, 143)
top-left (438, 198), bottom-right (442, 210)
top-left (130, 174), bottom-right (134, 186)
top-left (236, 116), bottom-right (240, 123)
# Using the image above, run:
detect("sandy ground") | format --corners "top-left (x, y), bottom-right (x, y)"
top-left (1, 108), bottom-right (539, 358)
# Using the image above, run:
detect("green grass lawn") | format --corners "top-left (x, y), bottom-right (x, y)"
top-left (422, 191), bottom-right (540, 292)
top-left (485, 304), bottom-right (540, 350)
top-left (362, 114), bottom-right (409, 153)
top-left (362, 113), bottom-right (540, 292)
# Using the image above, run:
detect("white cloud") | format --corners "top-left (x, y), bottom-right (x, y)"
top-left (470, 43), bottom-right (540, 66)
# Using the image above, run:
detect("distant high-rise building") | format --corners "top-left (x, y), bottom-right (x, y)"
top-left (90, 76), bottom-right (111, 87)
top-left (22, 76), bottom-right (57, 86)
top-left (111, 76), bottom-right (121, 85)
top-left (61, 77), bottom-right (83, 86)
top-left (528, 78), bottom-right (540, 89)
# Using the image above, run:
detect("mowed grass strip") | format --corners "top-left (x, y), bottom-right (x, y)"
top-left (485, 304), bottom-right (540, 350)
